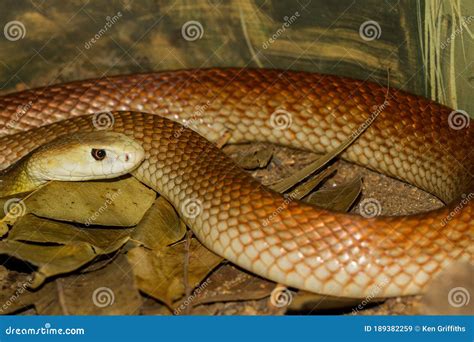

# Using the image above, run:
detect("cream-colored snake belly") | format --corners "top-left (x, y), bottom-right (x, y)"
top-left (0, 68), bottom-right (472, 298)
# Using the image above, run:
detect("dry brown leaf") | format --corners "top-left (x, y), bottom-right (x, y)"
top-left (288, 291), bottom-right (363, 312)
top-left (0, 193), bottom-right (31, 236)
top-left (127, 239), bottom-right (222, 307)
top-left (23, 281), bottom-right (63, 315)
top-left (270, 108), bottom-right (375, 194)
top-left (236, 147), bottom-right (273, 169)
top-left (0, 193), bottom-right (30, 220)
top-left (0, 255), bottom-right (142, 315)
top-left (140, 296), bottom-right (173, 315)
top-left (36, 254), bottom-right (142, 315)
top-left (190, 264), bottom-right (275, 306)
top-left (0, 266), bottom-right (35, 314)
top-left (287, 164), bottom-right (338, 199)
top-left (132, 197), bottom-right (186, 250)
top-left (305, 176), bottom-right (362, 211)
top-left (419, 262), bottom-right (473, 315)
top-left (9, 214), bottom-right (132, 255)
top-left (25, 177), bottom-right (155, 227)
top-left (0, 240), bottom-right (96, 288)
top-left (190, 297), bottom-right (276, 315)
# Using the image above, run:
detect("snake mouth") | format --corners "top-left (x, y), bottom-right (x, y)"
top-left (114, 150), bottom-right (144, 169)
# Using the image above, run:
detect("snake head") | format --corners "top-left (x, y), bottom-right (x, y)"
top-left (28, 131), bottom-right (145, 182)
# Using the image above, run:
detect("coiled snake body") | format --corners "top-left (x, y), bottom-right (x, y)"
top-left (0, 68), bottom-right (472, 298)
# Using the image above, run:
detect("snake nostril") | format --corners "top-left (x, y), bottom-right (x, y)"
top-left (125, 153), bottom-right (130, 162)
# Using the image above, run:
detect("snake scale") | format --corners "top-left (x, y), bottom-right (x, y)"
top-left (0, 68), bottom-right (472, 298)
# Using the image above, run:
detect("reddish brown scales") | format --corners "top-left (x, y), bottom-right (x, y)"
top-left (0, 69), bottom-right (472, 297)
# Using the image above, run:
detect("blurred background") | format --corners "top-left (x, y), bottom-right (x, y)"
top-left (0, 0), bottom-right (472, 115)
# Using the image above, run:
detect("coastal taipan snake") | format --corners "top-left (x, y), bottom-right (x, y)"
top-left (0, 68), bottom-right (472, 298)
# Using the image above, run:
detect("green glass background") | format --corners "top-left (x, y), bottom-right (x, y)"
top-left (0, 0), bottom-right (472, 115)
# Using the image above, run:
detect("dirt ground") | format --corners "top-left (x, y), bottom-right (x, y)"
top-left (1, 141), bottom-right (471, 316)
top-left (219, 143), bottom-right (442, 315)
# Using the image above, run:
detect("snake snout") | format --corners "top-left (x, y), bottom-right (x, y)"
top-left (25, 131), bottom-right (146, 183)
top-left (120, 141), bottom-right (145, 168)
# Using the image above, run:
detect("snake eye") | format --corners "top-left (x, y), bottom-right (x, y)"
top-left (91, 149), bottom-right (106, 161)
